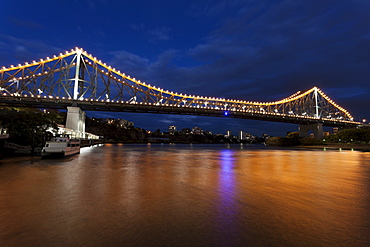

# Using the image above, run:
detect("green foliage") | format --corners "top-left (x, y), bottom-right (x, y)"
top-left (326, 128), bottom-right (370, 143)
top-left (265, 137), bottom-right (282, 146)
top-left (326, 134), bottom-right (339, 143)
top-left (0, 107), bottom-right (59, 146)
top-left (267, 127), bottom-right (370, 146)
top-left (266, 127), bottom-right (370, 146)
top-left (286, 132), bottom-right (300, 138)
top-left (266, 131), bottom-right (301, 146)
top-left (266, 135), bottom-right (323, 146)
top-left (266, 136), bottom-right (299, 146)
top-left (299, 137), bottom-right (323, 145)
top-left (85, 117), bottom-right (147, 142)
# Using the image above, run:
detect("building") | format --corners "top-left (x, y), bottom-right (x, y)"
top-left (168, 125), bottom-right (177, 133)
top-left (239, 130), bottom-right (249, 140)
top-left (119, 119), bottom-right (134, 128)
top-left (239, 130), bottom-right (255, 141)
top-left (262, 134), bottom-right (270, 140)
top-left (46, 124), bottom-right (100, 139)
top-left (226, 130), bottom-right (232, 138)
top-left (105, 118), bottom-right (134, 128)
top-left (179, 128), bottom-right (191, 134)
top-left (192, 127), bottom-right (203, 135)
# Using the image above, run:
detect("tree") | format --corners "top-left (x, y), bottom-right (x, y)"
top-left (334, 128), bottom-right (370, 143)
top-left (0, 108), bottom-right (59, 147)
top-left (299, 137), bottom-right (323, 145)
top-left (286, 132), bottom-right (299, 138)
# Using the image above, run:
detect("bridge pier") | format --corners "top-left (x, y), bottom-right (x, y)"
top-left (66, 106), bottom-right (85, 138)
top-left (299, 123), bottom-right (323, 139)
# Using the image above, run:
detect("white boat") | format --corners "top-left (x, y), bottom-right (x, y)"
top-left (41, 135), bottom-right (80, 158)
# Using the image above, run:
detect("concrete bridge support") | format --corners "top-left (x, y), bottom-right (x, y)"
top-left (299, 123), bottom-right (323, 139)
top-left (66, 106), bottom-right (85, 138)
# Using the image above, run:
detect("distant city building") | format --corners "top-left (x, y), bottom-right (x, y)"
top-left (239, 130), bottom-right (255, 141)
top-left (119, 119), bottom-right (134, 128)
top-left (226, 130), bottom-right (232, 138)
top-left (333, 127), bottom-right (339, 134)
top-left (105, 118), bottom-right (134, 128)
top-left (168, 125), bottom-right (177, 133)
top-left (192, 127), bottom-right (203, 135)
top-left (262, 134), bottom-right (270, 140)
top-left (239, 130), bottom-right (249, 140)
top-left (105, 118), bottom-right (114, 124)
top-left (180, 128), bottom-right (191, 134)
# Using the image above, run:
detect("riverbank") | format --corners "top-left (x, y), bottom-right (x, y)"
top-left (0, 155), bottom-right (41, 163)
top-left (295, 143), bottom-right (370, 151)
top-left (3, 143), bottom-right (370, 161)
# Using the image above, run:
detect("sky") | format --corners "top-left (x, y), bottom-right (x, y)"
top-left (1, 0), bottom-right (370, 136)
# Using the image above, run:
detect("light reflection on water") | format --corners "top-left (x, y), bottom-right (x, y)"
top-left (0, 144), bottom-right (369, 246)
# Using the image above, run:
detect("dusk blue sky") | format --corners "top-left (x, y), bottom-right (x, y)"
top-left (1, 0), bottom-right (370, 136)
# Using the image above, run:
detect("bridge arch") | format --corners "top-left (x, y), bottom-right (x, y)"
top-left (0, 47), bottom-right (361, 135)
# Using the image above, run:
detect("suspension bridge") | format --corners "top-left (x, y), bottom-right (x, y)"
top-left (0, 47), bottom-right (362, 138)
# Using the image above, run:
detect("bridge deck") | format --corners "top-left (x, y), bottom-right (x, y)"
top-left (0, 95), bottom-right (359, 127)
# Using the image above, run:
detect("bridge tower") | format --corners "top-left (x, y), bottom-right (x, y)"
top-left (0, 48), bottom-right (359, 139)
top-left (66, 49), bottom-right (86, 137)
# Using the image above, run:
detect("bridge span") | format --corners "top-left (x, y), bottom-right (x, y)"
top-left (0, 47), bottom-right (362, 138)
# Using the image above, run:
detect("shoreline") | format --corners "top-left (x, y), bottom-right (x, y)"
top-left (294, 144), bottom-right (370, 151)
top-left (2, 143), bottom-right (370, 161)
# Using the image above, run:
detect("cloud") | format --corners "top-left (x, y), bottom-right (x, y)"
top-left (3, 0), bottom-right (370, 135)
top-left (188, 0), bottom-right (248, 18)
top-left (148, 27), bottom-right (171, 42)
top-left (158, 119), bottom-right (175, 124)
top-left (8, 17), bottom-right (43, 30)
top-left (129, 24), bottom-right (171, 43)
top-left (0, 34), bottom-right (64, 66)
top-left (108, 0), bottom-right (370, 123)
top-left (158, 115), bottom-right (202, 126)
top-left (130, 23), bottom-right (146, 31)
top-left (107, 50), bottom-right (151, 81)
top-left (107, 1), bottom-right (369, 110)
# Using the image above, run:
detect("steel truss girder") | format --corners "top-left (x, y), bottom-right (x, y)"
top-left (0, 48), bottom-right (355, 125)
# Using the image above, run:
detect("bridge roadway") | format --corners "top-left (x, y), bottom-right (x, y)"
top-left (0, 94), bottom-right (360, 128)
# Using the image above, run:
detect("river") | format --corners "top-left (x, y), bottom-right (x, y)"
top-left (0, 143), bottom-right (369, 246)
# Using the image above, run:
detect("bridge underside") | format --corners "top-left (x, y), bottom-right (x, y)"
top-left (0, 95), bottom-right (359, 128)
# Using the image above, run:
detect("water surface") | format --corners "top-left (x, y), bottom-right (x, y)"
top-left (1, 144), bottom-right (369, 246)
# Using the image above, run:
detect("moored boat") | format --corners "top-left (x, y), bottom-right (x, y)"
top-left (41, 135), bottom-right (80, 158)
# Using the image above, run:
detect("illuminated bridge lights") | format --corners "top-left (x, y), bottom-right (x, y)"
top-left (0, 47), bottom-right (359, 126)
